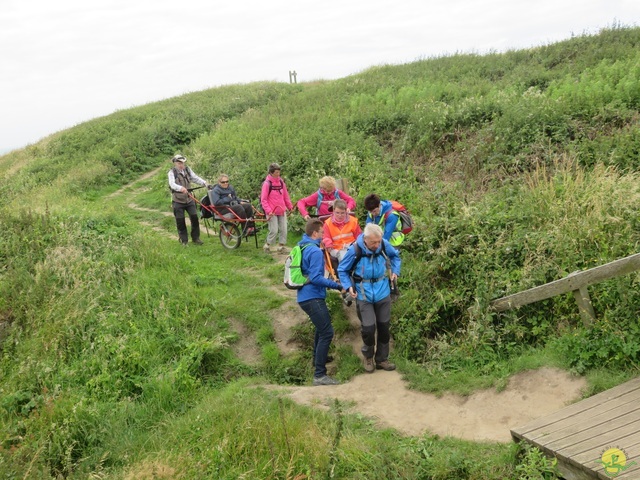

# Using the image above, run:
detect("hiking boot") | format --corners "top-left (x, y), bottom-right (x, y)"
top-left (263, 243), bottom-right (272, 253)
top-left (312, 375), bottom-right (340, 386)
top-left (376, 360), bottom-right (396, 371)
top-left (277, 244), bottom-right (289, 254)
top-left (363, 357), bottom-right (375, 373)
top-left (192, 239), bottom-right (204, 245)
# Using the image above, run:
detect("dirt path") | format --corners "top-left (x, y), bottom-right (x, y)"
top-left (116, 168), bottom-right (588, 443)
top-left (268, 293), bottom-right (586, 442)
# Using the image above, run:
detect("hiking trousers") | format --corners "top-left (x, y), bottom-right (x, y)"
top-left (356, 295), bottom-right (391, 363)
top-left (299, 298), bottom-right (334, 378)
top-left (266, 214), bottom-right (287, 245)
top-left (172, 201), bottom-right (200, 243)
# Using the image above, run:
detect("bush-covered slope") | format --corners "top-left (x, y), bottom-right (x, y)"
top-left (1, 24), bottom-right (640, 479)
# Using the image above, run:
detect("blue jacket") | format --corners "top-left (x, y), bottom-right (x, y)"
top-left (337, 234), bottom-right (401, 303)
top-left (296, 234), bottom-right (342, 303)
top-left (365, 200), bottom-right (404, 246)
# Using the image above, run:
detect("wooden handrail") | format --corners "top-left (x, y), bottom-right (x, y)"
top-left (490, 252), bottom-right (640, 325)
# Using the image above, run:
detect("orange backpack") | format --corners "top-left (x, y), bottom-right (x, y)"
top-left (384, 200), bottom-right (413, 235)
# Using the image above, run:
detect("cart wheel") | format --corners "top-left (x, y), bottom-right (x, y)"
top-left (219, 222), bottom-right (241, 249)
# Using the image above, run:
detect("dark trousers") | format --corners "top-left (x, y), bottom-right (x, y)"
top-left (172, 201), bottom-right (200, 243)
top-left (356, 295), bottom-right (391, 362)
top-left (216, 203), bottom-right (255, 228)
top-left (299, 298), bottom-right (334, 378)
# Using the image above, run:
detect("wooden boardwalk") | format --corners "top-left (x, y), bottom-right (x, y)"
top-left (511, 376), bottom-right (640, 479)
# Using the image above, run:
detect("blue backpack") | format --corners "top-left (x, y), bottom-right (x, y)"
top-left (316, 189), bottom-right (342, 210)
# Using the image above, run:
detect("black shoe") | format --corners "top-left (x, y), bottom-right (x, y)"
top-left (179, 240), bottom-right (188, 246)
top-left (192, 239), bottom-right (204, 245)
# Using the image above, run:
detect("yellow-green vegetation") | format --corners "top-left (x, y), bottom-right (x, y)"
top-left (2, 24), bottom-right (640, 478)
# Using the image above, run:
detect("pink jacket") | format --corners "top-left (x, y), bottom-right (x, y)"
top-left (260, 175), bottom-right (293, 216)
top-left (297, 189), bottom-right (356, 217)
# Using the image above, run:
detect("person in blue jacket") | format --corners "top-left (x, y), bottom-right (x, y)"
top-left (338, 223), bottom-right (401, 373)
top-left (364, 193), bottom-right (404, 247)
top-left (297, 218), bottom-right (345, 386)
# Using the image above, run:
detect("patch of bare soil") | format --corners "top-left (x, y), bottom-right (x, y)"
top-left (106, 166), bottom-right (164, 199)
top-left (274, 367), bottom-right (585, 442)
top-left (227, 318), bottom-right (262, 366)
top-left (267, 277), bottom-right (587, 443)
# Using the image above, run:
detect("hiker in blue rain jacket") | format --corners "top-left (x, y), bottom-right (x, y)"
top-left (337, 223), bottom-right (401, 373)
top-left (363, 193), bottom-right (404, 247)
top-left (297, 218), bottom-right (345, 386)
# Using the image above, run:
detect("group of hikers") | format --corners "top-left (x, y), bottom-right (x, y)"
top-left (168, 155), bottom-right (407, 386)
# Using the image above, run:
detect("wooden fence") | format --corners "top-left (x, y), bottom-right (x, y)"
top-left (490, 252), bottom-right (640, 325)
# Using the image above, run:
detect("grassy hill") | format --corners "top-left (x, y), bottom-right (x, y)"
top-left (2, 24), bottom-right (640, 479)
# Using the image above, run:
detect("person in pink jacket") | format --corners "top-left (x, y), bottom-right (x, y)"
top-left (297, 176), bottom-right (357, 220)
top-left (260, 163), bottom-right (294, 253)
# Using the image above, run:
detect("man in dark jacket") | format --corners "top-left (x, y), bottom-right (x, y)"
top-left (167, 154), bottom-right (209, 245)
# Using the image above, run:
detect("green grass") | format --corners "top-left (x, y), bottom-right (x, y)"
top-left (4, 25), bottom-right (640, 479)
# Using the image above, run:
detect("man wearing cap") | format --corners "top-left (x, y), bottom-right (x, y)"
top-left (168, 154), bottom-right (210, 245)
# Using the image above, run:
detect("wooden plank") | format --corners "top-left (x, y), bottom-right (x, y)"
top-left (512, 377), bottom-right (640, 437)
top-left (526, 400), bottom-right (640, 444)
top-left (513, 377), bottom-right (640, 480)
top-left (572, 438), bottom-right (640, 479)
top-left (491, 252), bottom-right (640, 312)
top-left (549, 411), bottom-right (640, 453)
top-left (523, 388), bottom-right (640, 441)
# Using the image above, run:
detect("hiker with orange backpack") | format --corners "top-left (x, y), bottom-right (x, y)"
top-left (363, 193), bottom-right (412, 248)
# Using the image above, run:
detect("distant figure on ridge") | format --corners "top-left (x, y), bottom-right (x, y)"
top-left (167, 154), bottom-right (211, 246)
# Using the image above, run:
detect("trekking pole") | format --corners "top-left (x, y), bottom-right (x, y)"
top-left (323, 247), bottom-right (339, 282)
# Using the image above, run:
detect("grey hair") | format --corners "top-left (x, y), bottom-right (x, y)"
top-left (363, 223), bottom-right (383, 239)
top-left (218, 173), bottom-right (229, 182)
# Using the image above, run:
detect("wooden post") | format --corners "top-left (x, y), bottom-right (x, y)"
top-left (336, 178), bottom-right (349, 194)
top-left (568, 271), bottom-right (596, 326)
top-left (289, 70), bottom-right (297, 84)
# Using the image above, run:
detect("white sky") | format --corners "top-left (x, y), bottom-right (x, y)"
top-left (1, 0), bottom-right (638, 152)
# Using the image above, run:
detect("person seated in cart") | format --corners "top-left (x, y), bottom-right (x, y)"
top-left (210, 174), bottom-right (255, 234)
top-left (297, 176), bottom-right (356, 220)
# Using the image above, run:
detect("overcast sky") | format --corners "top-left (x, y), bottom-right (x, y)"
top-left (1, 0), bottom-right (638, 152)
